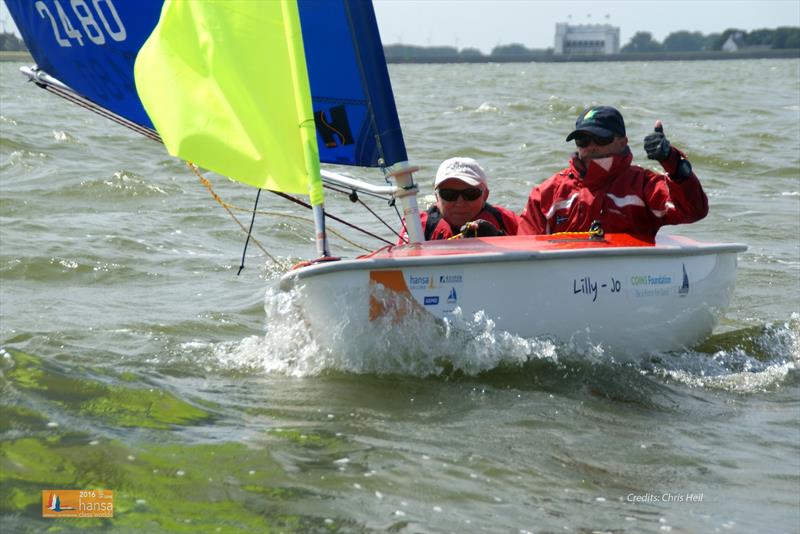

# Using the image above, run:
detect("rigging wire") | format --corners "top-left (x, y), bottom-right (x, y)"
top-left (268, 190), bottom-right (393, 246)
top-left (237, 188), bottom-right (261, 275)
top-left (321, 183), bottom-right (401, 239)
top-left (188, 163), bottom-right (289, 270)
top-left (189, 164), bottom-right (383, 253)
top-left (321, 181), bottom-right (389, 201)
top-left (355, 193), bottom-right (403, 240)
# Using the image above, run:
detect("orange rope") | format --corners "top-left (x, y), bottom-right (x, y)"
top-left (187, 162), bottom-right (288, 269)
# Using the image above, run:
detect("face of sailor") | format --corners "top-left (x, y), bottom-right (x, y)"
top-left (435, 178), bottom-right (489, 229)
top-left (575, 134), bottom-right (629, 161)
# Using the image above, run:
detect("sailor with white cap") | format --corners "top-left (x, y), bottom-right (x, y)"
top-left (399, 157), bottom-right (518, 243)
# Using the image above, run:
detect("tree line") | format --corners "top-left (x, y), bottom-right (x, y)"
top-left (385, 27), bottom-right (799, 60)
top-left (0, 32), bottom-right (26, 52)
top-left (623, 27), bottom-right (800, 53)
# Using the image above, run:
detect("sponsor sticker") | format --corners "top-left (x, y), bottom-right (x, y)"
top-left (447, 287), bottom-right (458, 304)
top-left (630, 274), bottom-right (672, 286)
top-left (407, 275), bottom-right (430, 290)
top-left (678, 263), bottom-right (690, 296)
top-left (42, 490), bottom-right (114, 518)
top-left (404, 269), bottom-right (464, 317)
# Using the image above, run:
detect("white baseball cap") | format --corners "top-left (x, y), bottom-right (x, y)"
top-left (434, 157), bottom-right (488, 188)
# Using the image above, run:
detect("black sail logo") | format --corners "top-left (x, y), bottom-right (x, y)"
top-left (314, 105), bottom-right (354, 148)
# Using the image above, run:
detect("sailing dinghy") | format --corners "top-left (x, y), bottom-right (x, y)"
top-left (6, 0), bottom-right (746, 355)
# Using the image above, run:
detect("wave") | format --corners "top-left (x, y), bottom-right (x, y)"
top-left (206, 287), bottom-right (799, 395)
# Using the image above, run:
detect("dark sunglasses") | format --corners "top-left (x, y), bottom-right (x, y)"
top-left (437, 187), bottom-right (483, 202)
top-left (574, 134), bottom-right (615, 148)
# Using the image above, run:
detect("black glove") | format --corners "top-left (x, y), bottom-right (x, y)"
top-left (644, 121), bottom-right (671, 161)
top-left (460, 219), bottom-right (502, 237)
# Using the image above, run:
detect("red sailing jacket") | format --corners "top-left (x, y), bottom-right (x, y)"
top-left (398, 203), bottom-right (519, 244)
top-left (518, 148), bottom-right (708, 238)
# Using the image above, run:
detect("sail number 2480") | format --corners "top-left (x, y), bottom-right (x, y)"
top-left (36, 0), bottom-right (126, 47)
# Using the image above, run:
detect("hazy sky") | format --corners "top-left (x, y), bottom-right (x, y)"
top-left (372, 0), bottom-right (800, 52)
top-left (2, 1), bottom-right (799, 53)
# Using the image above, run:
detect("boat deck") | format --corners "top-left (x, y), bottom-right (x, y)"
top-left (283, 234), bottom-right (747, 281)
top-left (361, 233), bottom-right (738, 260)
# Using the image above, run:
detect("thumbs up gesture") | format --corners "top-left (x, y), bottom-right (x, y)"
top-left (644, 120), bottom-right (672, 161)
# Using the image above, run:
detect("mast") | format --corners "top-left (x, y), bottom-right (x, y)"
top-left (387, 162), bottom-right (424, 244)
top-left (283, 0), bottom-right (330, 257)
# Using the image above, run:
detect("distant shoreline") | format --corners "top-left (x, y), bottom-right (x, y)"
top-left (386, 49), bottom-right (800, 64)
top-left (0, 51), bottom-right (32, 62)
top-left (2, 48), bottom-right (797, 65)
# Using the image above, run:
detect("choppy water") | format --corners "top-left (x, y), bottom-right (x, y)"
top-left (1, 58), bottom-right (799, 533)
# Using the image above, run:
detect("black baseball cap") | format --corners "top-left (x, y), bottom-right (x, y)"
top-left (565, 106), bottom-right (626, 141)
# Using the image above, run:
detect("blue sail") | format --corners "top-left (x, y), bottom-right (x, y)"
top-left (6, 0), bottom-right (407, 169)
top-left (5, 0), bottom-right (162, 130)
top-left (299, 0), bottom-right (408, 168)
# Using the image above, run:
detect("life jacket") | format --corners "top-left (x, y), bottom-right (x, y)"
top-left (424, 204), bottom-right (509, 240)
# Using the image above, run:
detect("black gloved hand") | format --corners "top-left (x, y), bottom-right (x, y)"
top-left (644, 120), bottom-right (671, 161)
top-left (460, 219), bottom-right (502, 237)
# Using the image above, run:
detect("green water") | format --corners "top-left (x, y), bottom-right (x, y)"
top-left (1, 59), bottom-right (799, 533)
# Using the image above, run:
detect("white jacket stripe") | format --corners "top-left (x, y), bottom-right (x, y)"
top-left (545, 192), bottom-right (579, 219)
top-left (606, 193), bottom-right (645, 208)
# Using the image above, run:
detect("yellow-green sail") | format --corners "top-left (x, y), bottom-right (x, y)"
top-left (133, 0), bottom-right (323, 206)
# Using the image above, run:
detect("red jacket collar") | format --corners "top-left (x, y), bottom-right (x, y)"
top-left (568, 147), bottom-right (633, 189)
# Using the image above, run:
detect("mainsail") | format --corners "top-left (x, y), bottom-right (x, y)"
top-left (5, 0), bottom-right (411, 193)
top-left (299, 1), bottom-right (408, 169)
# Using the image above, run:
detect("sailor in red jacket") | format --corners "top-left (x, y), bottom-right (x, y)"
top-left (518, 106), bottom-right (708, 239)
top-left (399, 157), bottom-right (518, 243)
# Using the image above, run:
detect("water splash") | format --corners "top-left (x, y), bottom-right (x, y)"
top-left (213, 285), bottom-right (559, 378)
top-left (51, 130), bottom-right (77, 143)
top-left (474, 102), bottom-right (499, 113)
top-left (642, 313), bottom-right (799, 393)
top-left (210, 288), bottom-right (798, 394)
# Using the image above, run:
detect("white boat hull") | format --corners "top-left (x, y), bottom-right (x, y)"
top-left (280, 234), bottom-right (746, 355)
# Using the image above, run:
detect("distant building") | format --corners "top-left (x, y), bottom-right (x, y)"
top-left (722, 32), bottom-right (771, 53)
top-left (554, 23), bottom-right (620, 56)
top-left (722, 32), bottom-right (747, 52)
